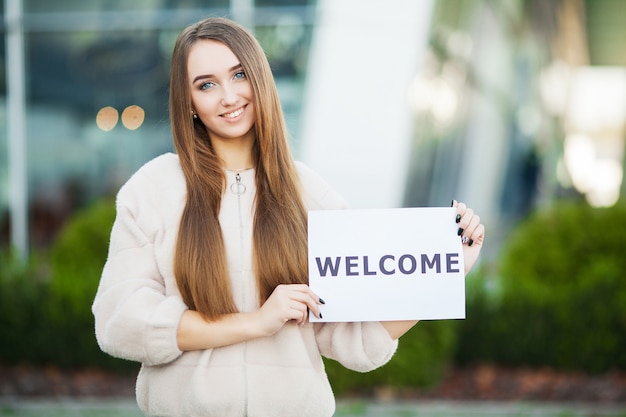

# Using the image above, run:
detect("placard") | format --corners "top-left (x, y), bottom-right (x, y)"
top-left (308, 207), bottom-right (465, 322)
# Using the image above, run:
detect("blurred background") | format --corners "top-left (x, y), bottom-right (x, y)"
top-left (1, 0), bottom-right (626, 404)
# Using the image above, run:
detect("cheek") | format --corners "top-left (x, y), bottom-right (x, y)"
top-left (245, 90), bottom-right (256, 120)
top-left (241, 82), bottom-right (255, 101)
top-left (189, 91), bottom-right (200, 111)
top-left (191, 93), bottom-right (217, 114)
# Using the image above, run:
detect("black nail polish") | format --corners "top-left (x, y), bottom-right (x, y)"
top-left (455, 214), bottom-right (461, 223)
top-left (450, 200), bottom-right (455, 207)
top-left (319, 298), bottom-right (325, 304)
top-left (319, 313), bottom-right (323, 319)
top-left (458, 228), bottom-right (463, 236)
top-left (468, 239), bottom-right (474, 247)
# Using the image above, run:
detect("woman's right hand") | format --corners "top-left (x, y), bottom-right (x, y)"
top-left (177, 284), bottom-right (323, 351)
top-left (254, 284), bottom-right (324, 335)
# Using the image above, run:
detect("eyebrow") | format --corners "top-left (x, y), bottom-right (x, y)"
top-left (192, 63), bottom-right (243, 84)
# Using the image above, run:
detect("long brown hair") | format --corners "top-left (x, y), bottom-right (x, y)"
top-left (170, 17), bottom-right (308, 319)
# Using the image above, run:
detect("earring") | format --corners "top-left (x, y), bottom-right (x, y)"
top-left (191, 109), bottom-right (198, 119)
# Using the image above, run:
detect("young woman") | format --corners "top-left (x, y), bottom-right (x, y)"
top-left (92, 17), bottom-right (485, 417)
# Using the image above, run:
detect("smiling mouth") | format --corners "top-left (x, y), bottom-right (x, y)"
top-left (222, 106), bottom-right (246, 119)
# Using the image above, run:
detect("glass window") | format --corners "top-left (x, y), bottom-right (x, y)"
top-left (24, 0), bottom-right (229, 13)
top-left (256, 0), bottom-right (310, 6)
top-left (2, 2), bottom-right (316, 250)
top-left (26, 29), bottom-right (172, 208)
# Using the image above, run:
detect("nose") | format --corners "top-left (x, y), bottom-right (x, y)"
top-left (221, 85), bottom-right (239, 107)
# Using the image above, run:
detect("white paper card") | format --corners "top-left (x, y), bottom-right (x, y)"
top-left (308, 207), bottom-right (465, 322)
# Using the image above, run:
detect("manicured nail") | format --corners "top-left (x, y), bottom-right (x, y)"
top-left (468, 239), bottom-right (474, 247)
top-left (455, 214), bottom-right (461, 223)
top-left (450, 200), bottom-right (455, 207)
top-left (457, 228), bottom-right (464, 236)
top-left (319, 313), bottom-right (323, 319)
top-left (319, 298), bottom-right (325, 304)
top-left (461, 236), bottom-right (468, 244)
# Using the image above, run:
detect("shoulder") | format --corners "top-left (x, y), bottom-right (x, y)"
top-left (295, 161), bottom-right (348, 210)
top-left (117, 152), bottom-right (186, 212)
top-left (133, 152), bottom-right (183, 183)
top-left (121, 153), bottom-right (183, 191)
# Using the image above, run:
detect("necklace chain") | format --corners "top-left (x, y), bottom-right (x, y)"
top-left (225, 167), bottom-right (253, 173)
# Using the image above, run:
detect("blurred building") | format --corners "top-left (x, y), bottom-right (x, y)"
top-left (1, 0), bottom-right (316, 253)
top-left (301, 0), bottom-right (626, 263)
top-left (1, 0), bottom-right (625, 262)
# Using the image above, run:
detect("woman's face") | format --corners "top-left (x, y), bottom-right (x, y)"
top-left (187, 39), bottom-right (256, 145)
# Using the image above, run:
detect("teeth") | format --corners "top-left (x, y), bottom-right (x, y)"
top-left (223, 107), bottom-right (244, 118)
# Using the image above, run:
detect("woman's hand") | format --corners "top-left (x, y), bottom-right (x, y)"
top-left (177, 284), bottom-right (323, 351)
top-left (452, 200), bottom-right (485, 275)
top-left (253, 284), bottom-right (324, 336)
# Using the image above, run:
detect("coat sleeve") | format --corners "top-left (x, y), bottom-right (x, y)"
top-left (314, 322), bottom-right (398, 372)
top-left (92, 178), bottom-right (187, 366)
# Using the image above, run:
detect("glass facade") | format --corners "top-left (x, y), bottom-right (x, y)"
top-left (1, 1), bottom-right (315, 250)
top-left (3, 0), bottom-right (623, 258)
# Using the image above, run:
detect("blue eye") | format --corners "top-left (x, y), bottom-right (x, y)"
top-left (234, 71), bottom-right (246, 80)
top-left (200, 81), bottom-right (215, 90)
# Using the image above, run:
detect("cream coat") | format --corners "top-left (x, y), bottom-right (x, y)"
top-left (92, 153), bottom-right (398, 417)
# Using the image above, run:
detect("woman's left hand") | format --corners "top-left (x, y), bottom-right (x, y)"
top-left (452, 200), bottom-right (485, 275)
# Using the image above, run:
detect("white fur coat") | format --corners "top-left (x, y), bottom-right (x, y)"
top-left (92, 153), bottom-right (398, 417)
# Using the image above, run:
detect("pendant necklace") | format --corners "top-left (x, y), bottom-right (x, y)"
top-left (228, 168), bottom-right (252, 195)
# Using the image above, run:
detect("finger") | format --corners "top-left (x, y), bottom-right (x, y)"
top-left (455, 201), bottom-right (467, 219)
top-left (289, 284), bottom-right (310, 292)
top-left (292, 284), bottom-right (325, 305)
top-left (291, 303), bottom-right (310, 325)
top-left (463, 214), bottom-right (481, 240)
top-left (459, 207), bottom-right (473, 227)
top-left (309, 289), bottom-right (324, 305)
top-left (287, 287), bottom-right (324, 313)
top-left (284, 304), bottom-right (304, 323)
top-left (275, 285), bottom-right (323, 320)
top-left (297, 309), bottom-right (308, 326)
top-left (301, 298), bottom-right (321, 319)
top-left (469, 223), bottom-right (485, 246)
top-left (292, 292), bottom-right (322, 319)
top-left (457, 207), bottom-right (473, 238)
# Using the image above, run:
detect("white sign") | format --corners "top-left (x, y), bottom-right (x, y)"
top-left (308, 207), bottom-right (465, 322)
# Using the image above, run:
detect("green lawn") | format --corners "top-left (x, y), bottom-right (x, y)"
top-left (1, 399), bottom-right (625, 417)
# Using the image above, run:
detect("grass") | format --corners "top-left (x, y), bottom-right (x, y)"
top-left (0, 399), bottom-right (625, 416)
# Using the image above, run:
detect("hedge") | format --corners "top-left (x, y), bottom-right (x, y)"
top-left (456, 201), bottom-right (626, 373)
top-left (47, 197), bottom-right (135, 369)
top-left (0, 199), bottom-right (135, 371)
top-left (0, 250), bottom-right (53, 364)
top-left (324, 320), bottom-right (457, 395)
top-left (8, 198), bottom-right (624, 380)
top-left (1, 196), bottom-right (457, 389)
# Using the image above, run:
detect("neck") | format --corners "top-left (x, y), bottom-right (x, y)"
top-left (210, 133), bottom-right (255, 171)
top-left (223, 158), bottom-right (255, 172)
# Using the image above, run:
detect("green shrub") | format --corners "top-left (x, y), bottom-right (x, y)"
top-left (49, 198), bottom-right (115, 317)
top-left (46, 197), bottom-right (135, 369)
top-left (456, 201), bottom-right (626, 373)
top-left (0, 199), bottom-right (135, 371)
top-left (325, 320), bottom-right (457, 395)
top-left (0, 250), bottom-right (53, 364)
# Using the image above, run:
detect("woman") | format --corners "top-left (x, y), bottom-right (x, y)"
top-left (92, 17), bottom-right (485, 417)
